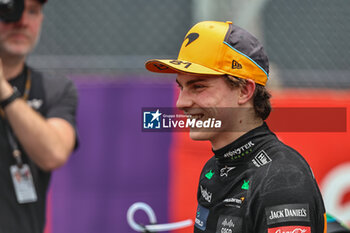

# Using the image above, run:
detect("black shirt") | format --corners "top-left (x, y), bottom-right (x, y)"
top-left (194, 123), bottom-right (326, 233)
top-left (0, 66), bottom-right (78, 233)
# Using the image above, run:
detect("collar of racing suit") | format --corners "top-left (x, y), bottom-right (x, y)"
top-left (212, 122), bottom-right (274, 166)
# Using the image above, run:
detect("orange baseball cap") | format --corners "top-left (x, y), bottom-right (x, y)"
top-left (145, 21), bottom-right (269, 86)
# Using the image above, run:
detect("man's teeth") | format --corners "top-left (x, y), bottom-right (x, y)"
top-left (191, 114), bottom-right (204, 120)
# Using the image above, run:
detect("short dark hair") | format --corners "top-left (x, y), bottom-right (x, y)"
top-left (224, 75), bottom-right (272, 120)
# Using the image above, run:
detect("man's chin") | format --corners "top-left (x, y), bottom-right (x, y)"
top-left (189, 130), bottom-right (212, 141)
top-left (3, 44), bottom-right (32, 57)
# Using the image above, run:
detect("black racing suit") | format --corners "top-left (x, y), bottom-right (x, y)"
top-left (194, 123), bottom-right (326, 233)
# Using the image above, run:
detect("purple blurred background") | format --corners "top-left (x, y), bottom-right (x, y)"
top-left (50, 77), bottom-right (174, 233)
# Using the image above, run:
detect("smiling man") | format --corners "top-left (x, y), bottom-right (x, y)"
top-left (145, 21), bottom-right (326, 233)
top-left (0, 0), bottom-right (78, 232)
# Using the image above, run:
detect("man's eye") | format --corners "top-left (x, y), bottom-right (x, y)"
top-left (193, 85), bottom-right (205, 89)
top-left (28, 8), bottom-right (40, 15)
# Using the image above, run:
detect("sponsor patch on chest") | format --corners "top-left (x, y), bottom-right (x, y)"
top-left (268, 226), bottom-right (311, 233)
top-left (216, 216), bottom-right (242, 233)
top-left (252, 150), bottom-right (272, 167)
top-left (265, 204), bottom-right (310, 225)
top-left (200, 185), bottom-right (213, 203)
top-left (223, 196), bottom-right (245, 208)
top-left (220, 166), bottom-right (235, 177)
top-left (195, 204), bottom-right (210, 231)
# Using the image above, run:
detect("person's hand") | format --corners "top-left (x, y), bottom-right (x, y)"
top-left (0, 59), bottom-right (14, 101)
top-left (0, 58), bottom-right (4, 83)
top-left (0, 59), bottom-right (5, 100)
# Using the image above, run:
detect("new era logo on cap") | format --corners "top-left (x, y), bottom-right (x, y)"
top-left (232, 60), bottom-right (242, 69)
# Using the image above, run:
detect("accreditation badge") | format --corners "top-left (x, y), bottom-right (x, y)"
top-left (10, 164), bottom-right (38, 204)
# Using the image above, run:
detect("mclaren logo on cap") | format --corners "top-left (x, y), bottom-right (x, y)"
top-left (184, 33), bottom-right (199, 47)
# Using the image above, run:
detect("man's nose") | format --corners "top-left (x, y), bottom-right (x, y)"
top-left (14, 12), bottom-right (30, 27)
top-left (176, 90), bottom-right (193, 110)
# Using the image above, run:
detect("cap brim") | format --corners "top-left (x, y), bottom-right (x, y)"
top-left (145, 59), bottom-right (225, 76)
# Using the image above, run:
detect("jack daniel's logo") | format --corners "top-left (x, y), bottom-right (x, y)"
top-left (268, 208), bottom-right (307, 220)
top-left (265, 204), bottom-right (310, 225)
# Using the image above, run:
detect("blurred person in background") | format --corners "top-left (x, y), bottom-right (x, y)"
top-left (0, 0), bottom-right (78, 232)
top-left (145, 21), bottom-right (326, 233)
top-left (327, 214), bottom-right (350, 233)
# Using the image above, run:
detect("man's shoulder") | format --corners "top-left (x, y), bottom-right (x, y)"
top-left (253, 137), bottom-right (313, 179)
top-left (28, 67), bottom-right (77, 97)
top-left (203, 155), bottom-right (216, 167)
top-left (268, 140), bottom-right (305, 165)
top-left (29, 67), bottom-right (74, 86)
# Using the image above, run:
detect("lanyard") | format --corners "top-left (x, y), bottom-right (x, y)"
top-left (2, 68), bottom-right (32, 168)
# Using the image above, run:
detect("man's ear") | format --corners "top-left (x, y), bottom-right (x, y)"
top-left (238, 79), bottom-right (256, 105)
